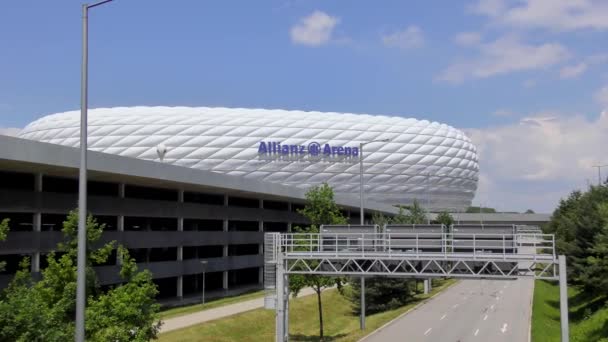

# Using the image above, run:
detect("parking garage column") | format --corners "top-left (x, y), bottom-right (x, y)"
top-left (177, 190), bottom-right (184, 299)
top-left (116, 183), bottom-right (125, 266)
top-left (222, 202), bottom-right (229, 290)
top-left (259, 200), bottom-right (264, 284)
top-left (31, 173), bottom-right (42, 273)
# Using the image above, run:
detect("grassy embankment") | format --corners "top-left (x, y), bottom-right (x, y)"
top-left (159, 279), bottom-right (456, 342)
top-left (531, 280), bottom-right (608, 342)
top-left (157, 290), bottom-right (266, 320)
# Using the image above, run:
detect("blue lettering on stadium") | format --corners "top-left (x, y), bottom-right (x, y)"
top-left (257, 141), bottom-right (359, 158)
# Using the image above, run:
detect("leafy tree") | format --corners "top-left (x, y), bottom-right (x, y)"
top-left (579, 203), bottom-right (608, 296)
top-left (544, 185), bottom-right (608, 298)
top-left (392, 200), bottom-right (426, 224)
top-left (290, 183), bottom-right (346, 340)
top-left (346, 212), bottom-right (415, 315)
top-left (524, 209), bottom-right (535, 214)
top-left (347, 277), bottom-right (414, 314)
top-left (433, 211), bottom-right (454, 227)
top-left (0, 218), bottom-right (8, 272)
top-left (0, 211), bottom-right (161, 341)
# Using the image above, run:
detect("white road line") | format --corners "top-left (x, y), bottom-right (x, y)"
top-left (424, 328), bottom-right (432, 336)
top-left (440, 314), bottom-right (447, 320)
top-left (452, 304), bottom-right (459, 309)
top-left (499, 290), bottom-right (503, 294)
top-left (501, 323), bottom-right (508, 333)
top-left (503, 284), bottom-right (508, 289)
top-left (496, 296), bottom-right (500, 301)
top-left (483, 314), bottom-right (488, 321)
top-left (490, 304), bottom-right (495, 310)
top-left (474, 329), bottom-right (480, 336)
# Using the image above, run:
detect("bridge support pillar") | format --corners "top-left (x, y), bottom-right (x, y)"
top-left (275, 254), bottom-right (288, 342)
top-left (360, 277), bottom-right (366, 330)
top-left (559, 255), bottom-right (569, 342)
top-left (423, 278), bottom-right (432, 294)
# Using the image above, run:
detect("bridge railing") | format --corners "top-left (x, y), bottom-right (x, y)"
top-left (278, 232), bottom-right (555, 260)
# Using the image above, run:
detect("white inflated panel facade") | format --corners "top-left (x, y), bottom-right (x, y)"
top-left (19, 107), bottom-right (479, 211)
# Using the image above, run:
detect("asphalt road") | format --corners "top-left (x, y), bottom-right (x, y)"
top-left (363, 278), bottom-right (534, 342)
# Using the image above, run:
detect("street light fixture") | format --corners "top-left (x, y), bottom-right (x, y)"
top-left (359, 139), bottom-right (391, 225)
top-left (358, 138), bottom-right (390, 331)
top-left (200, 260), bottom-right (208, 305)
top-left (76, 1), bottom-right (114, 341)
top-left (592, 164), bottom-right (608, 185)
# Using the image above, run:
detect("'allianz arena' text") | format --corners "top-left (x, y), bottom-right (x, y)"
top-left (19, 107), bottom-right (479, 210)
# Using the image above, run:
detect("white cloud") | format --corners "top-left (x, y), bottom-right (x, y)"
top-left (290, 11), bottom-right (339, 47)
top-left (0, 127), bottom-right (21, 136)
top-left (559, 63), bottom-right (588, 79)
top-left (454, 31), bottom-right (482, 46)
top-left (437, 35), bottom-right (570, 83)
top-left (467, 110), bottom-right (608, 212)
top-left (382, 26), bottom-right (425, 50)
top-left (596, 86), bottom-right (608, 107)
top-left (471, 0), bottom-right (608, 31)
top-left (469, 0), bottom-right (507, 17)
top-left (558, 54), bottom-right (608, 79)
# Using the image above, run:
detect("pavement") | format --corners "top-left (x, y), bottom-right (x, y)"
top-left (160, 287), bottom-right (318, 333)
top-left (362, 278), bottom-right (534, 342)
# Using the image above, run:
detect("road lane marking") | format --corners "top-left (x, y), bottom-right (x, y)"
top-left (424, 328), bottom-right (432, 336)
top-left (490, 304), bottom-right (495, 310)
top-left (474, 329), bottom-right (479, 336)
top-left (483, 314), bottom-right (488, 321)
top-left (440, 314), bottom-right (447, 320)
top-left (499, 290), bottom-right (503, 294)
top-left (496, 296), bottom-right (500, 301)
top-left (501, 323), bottom-right (508, 333)
top-left (452, 304), bottom-right (459, 309)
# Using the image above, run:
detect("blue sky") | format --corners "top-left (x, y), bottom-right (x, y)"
top-left (1, 0), bottom-right (607, 212)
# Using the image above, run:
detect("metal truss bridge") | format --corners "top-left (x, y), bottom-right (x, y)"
top-left (264, 224), bottom-right (569, 342)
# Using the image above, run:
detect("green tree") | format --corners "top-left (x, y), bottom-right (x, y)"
top-left (544, 185), bottom-right (608, 297)
top-left (433, 211), bottom-right (454, 226)
top-left (579, 203), bottom-right (608, 296)
top-left (290, 183), bottom-right (346, 340)
top-left (0, 211), bottom-right (161, 341)
top-left (0, 218), bottom-right (8, 272)
top-left (346, 212), bottom-right (415, 315)
top-left (524, 209), bottom-right (535, 214)
top-left (392, 200), bottom-right (426, 224)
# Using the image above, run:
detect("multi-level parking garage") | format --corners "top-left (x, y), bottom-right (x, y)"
top-left (0, 135), bottom-right (398, 302)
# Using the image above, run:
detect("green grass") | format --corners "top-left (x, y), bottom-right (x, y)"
top-left (157, 290), bottom-right (266, 320)
top-left (531, 280), bottom-right (608, 342)
top-left (158, 279), bottom-right (456, 342)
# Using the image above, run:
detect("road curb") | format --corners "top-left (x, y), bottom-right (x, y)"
top-left (358, 280), bottom-right (459, 342)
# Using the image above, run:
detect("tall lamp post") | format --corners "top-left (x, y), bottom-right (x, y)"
top-left (592, 164), bottom-right (608, 185)
top-left (358, 138), bottom-right (390, 330)
top-left (76, 1), bottom-right (114, 341)
top-left (200, 260), bottom-right (208, 305)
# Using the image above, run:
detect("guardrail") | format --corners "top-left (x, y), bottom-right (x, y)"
top-left (277, 232), bottom-right (555, 260)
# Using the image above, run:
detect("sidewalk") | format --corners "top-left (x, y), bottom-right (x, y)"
top-left (160, 288), bottom-right (318, 333)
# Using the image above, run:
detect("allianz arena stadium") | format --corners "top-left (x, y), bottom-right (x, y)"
top-left (18, 107), bottom-right (479, 210)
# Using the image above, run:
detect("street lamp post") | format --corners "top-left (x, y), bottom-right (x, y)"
top-left (358, 138), bottom-right (389, 330)
top-left (592, 164), bottom-right (608, 185)
top-left (200, 260), bottom-right (208, 305)
top-left (76, 1), bottom-right (114, 341)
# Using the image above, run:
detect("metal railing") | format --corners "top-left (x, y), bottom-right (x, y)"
top-left (277, 232), bottom-right (555, 261)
